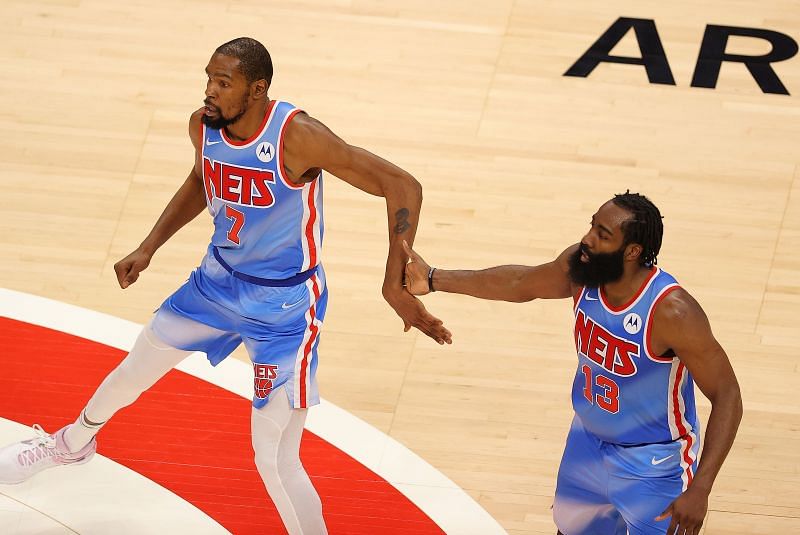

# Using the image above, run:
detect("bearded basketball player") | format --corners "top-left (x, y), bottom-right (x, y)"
top-left (402, 192), bottom-right (741, 535)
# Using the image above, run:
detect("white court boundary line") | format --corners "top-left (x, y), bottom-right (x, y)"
top-left (0, 288), bottom-right (506, 535)
top-left (0, 417), bottom-right (230, 535)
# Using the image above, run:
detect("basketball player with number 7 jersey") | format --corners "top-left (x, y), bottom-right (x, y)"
top-left (402, 192), bottom-right (742, 535)
top-left (0, 37), bottom-right (451, 535)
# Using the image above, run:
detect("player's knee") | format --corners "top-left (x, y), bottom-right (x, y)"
top-left (552, 499), bottom-right (587, 535)
top-left (276, 455), bottom-right (304, 482)
top-left (113, 357), bottom-right (156, 392)
top-left (253, 447), bottom-right (280, 477)
top-left (552, 504), bottom-right (568, 534)
top-left (553, 498), bottom-right (626, 535)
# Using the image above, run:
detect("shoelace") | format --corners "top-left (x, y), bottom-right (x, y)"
top-left (17, 424), bottom-right (57, 467)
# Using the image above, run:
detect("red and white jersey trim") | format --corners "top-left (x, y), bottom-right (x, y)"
top-left (293, 273), bottom-right (323, 408)
top-left (272, 104), bottom-right (322, 272)
top-left (599, 266), bottom-right (659, 314)
top-left (276, 107), bottom-right (305, 190)
top-left (667, 360), bottom-right (694, 441)
top-left (219, 100), bottom-right (277, 148)
top-left (678, 431), bottom-right (698, 490)
top-left (300, 179), bottom-right (321, 271)
top-left (644, 283), bottom-right (681, 363)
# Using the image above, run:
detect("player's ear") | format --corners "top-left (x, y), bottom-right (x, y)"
top-left (625, 243), bottom-right (642, 262)
top-left (252, 79), bottom-right (268, 99)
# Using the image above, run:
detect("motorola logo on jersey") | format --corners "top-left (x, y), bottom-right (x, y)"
top-left (254, 363), bottom-right (279, 399)
top-left (623, 312), bottom-right (643, 335)
top-left (203, 158), bottom-right (276, 208)
top-left (575, 310), bottom-right (640, 376)
top-left (256, 141), bottom-right (275, 163)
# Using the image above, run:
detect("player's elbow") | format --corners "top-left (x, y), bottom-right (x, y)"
top-left (505, 279), bottom-right (537, 303)
top-left (506, 288), bottom-right (537, 303)
top-left (371, 168), bottom-right (421, 201)
top-left (731, 381), bottom-right (743, 423)
top-left (401, 172), bottom-right (422, 202)
top-left (385, 170), bottom-right (422, 207)
top-left (507, 295), bottom-right (536, 303)
top-left (713, 376), bottom-right (743, 424)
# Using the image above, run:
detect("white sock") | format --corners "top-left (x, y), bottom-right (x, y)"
top-left (63, 321), bottom-right (193, 452)
top-left (62, 409), bottom-right (106, 453)
top-left (252, 387), bottom-right (327, 535)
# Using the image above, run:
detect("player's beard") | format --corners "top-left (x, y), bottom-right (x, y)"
top-left (567, 243), bottom-right (626, 288)
top-left (202, 94), bottom-right (249, 130)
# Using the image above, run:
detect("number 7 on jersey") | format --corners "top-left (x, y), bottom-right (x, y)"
top-left (225, 205), bottom-right (245, 245)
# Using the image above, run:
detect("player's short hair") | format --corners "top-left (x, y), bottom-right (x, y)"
top-left (612, 191), bottom-right (664, 266)
top-left (215, 37), bottom-right (273, 85)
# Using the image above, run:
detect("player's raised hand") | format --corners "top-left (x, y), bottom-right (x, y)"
top-left (113, 248), bottom-right (152, 289)
top-left (402, 240), bottom-right (433, 296)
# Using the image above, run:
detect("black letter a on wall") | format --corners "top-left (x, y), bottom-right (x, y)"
top-left (564, 17), bottom-right (676, 85)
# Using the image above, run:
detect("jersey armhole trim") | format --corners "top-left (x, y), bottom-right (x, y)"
top-left (277, 108), bottom-right (308, 190)
top-left (644, 284), bottom-right (681, 363)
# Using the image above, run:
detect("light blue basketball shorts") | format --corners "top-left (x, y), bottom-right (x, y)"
top-left (553, 416), bottom-right (700, 535)
top-left (151, 251), bottom-right (328, 409)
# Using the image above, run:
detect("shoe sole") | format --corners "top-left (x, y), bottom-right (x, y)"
top-left (0, 451), bottom-right (96, 485)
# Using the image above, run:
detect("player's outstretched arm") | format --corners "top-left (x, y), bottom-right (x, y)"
top-left (114, 110), bottom-right (208, 289)
top-left (653, 289), bottom-right (742, 535)
top-left (403, 242), bottom-right (577, 302)
top-left (282, 112), bottom-right (451, 344)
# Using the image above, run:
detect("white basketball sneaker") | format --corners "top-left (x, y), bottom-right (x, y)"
top-left (0, 424), bottom-right (97, 484)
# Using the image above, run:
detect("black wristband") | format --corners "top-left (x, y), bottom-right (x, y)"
top-left (428, 267), bottom-right (436, 292)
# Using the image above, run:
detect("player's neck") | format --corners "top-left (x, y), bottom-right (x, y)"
top-left (601, 265), bottom-right (654, 307)
top-left (223, 99), bottom-right (271, 141)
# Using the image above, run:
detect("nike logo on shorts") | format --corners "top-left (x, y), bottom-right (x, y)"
top-left (651, 454), bottom-right (674, 465)
top-left (281, 299), bottom-right (305, 309)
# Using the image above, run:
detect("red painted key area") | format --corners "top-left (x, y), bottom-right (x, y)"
top-left (0, 318), bottom-right (444, 535)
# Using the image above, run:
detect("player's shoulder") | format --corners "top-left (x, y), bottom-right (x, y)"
top-left (190, 107), bottom-right (205, 122)
top-left (283, 108), bottom-right (337, 152)
top-left (558, 243), bottom-right (580, 262)
top-left (189, 107), bottom-right (205, 130)
top-left (653, 286), bottom-right (704, 326)
top-left (284, 108), bottom-right (316, 135)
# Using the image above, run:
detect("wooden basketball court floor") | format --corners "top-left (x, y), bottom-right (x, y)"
top-left (1, 0), bottom-right (799, 533)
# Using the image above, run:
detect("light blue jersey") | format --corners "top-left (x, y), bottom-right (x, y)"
top-left (201, 100), bottom-right (323, 279)
top-left (553, 268), bottom-right (701, 534)
top-left (154, 101), bottom-right (327, 409)
top-left (571, 267), bottom-right (698, 448)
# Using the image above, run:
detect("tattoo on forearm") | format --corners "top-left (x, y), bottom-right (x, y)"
top-left (393, 208), bottom-right (411, 234)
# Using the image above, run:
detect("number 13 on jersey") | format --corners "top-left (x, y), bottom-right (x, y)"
top-left (581, 364), bottom-right (620, 414)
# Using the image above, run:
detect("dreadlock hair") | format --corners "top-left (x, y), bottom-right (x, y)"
top-left (611, 191), bottom-right (664, 266)
top-left (215, 37), bottom-right (273, 85)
